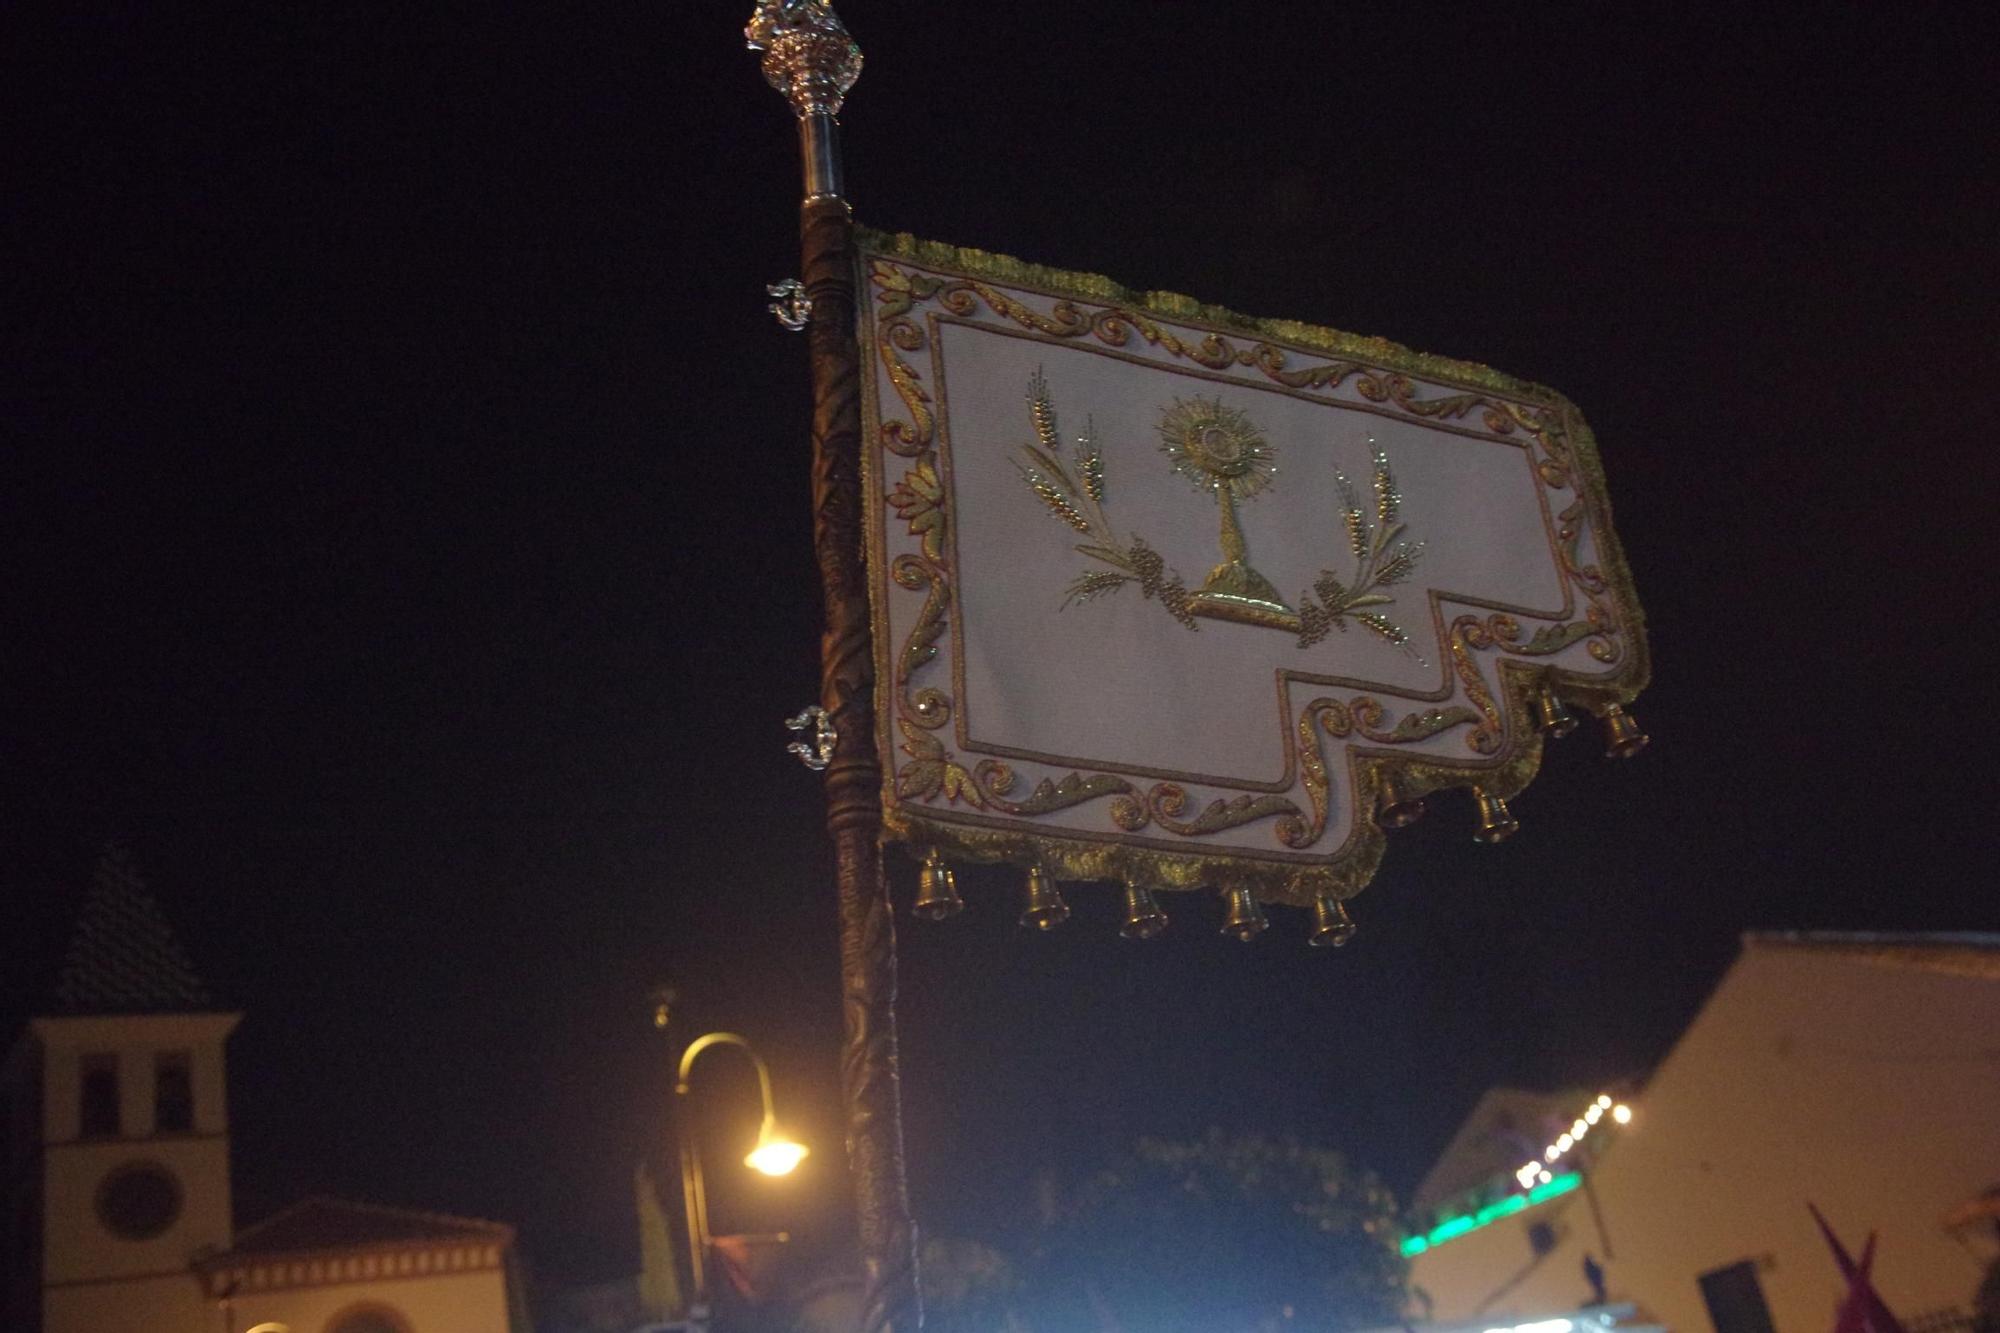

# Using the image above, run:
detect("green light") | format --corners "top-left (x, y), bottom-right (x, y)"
top-left (1429, 1214), bottom-right (1477, 1244)
top-left (1400, 1173), bottom-right (1584, 1259)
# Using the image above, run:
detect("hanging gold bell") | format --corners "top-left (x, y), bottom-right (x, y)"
top-left (1601, 703), bottom-right (1649, 759)
top-left (911, 848), bottom-right (965, 921)
top-left (1308, 894), bottom-right (1357, 948)
top-left (1218, 886), bottom-right (1268, 942)
top-left (1374, 770), bottom-right (1427, 829)
top-left (1018, 865), bottom-right (1070, 930)
top-left (1534, 686), bottom-right (1579, 739)
top-left (1472, 787), bottom-right (1519, 843)
top-left (1119, 883), bottom-right (1169, 940)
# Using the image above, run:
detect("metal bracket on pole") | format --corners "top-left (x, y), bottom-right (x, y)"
top-left (766, 278), bottom-right (812, 330)
top-left (784, 705), bottom-right (836, 770)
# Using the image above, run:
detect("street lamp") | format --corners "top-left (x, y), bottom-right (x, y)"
top-left (675, 1032), bottom-right (809, 1319)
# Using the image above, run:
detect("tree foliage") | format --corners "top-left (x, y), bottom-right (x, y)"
top-left (1026, 1129), bottom-right (1407, 1333)
top-left (920, 1235), bottom-right (1032, 1333)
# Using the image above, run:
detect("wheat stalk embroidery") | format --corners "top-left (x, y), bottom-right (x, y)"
top-left (1295, 445), bottom-right (1427, 659)
top-left (1014, 372), bottom-right (1424, 658)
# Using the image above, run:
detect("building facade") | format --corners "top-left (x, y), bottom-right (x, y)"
top-left (1406, 934), bottom-right (2000, 1333)
top-left (2, 848), bottom-right (524, 1333)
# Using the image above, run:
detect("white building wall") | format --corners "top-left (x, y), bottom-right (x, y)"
top-left (1412, 943), bottom-right (2000, 1333)
top-left (41, 1136), bottom-right (234, 1287)
top-left (233, 1266), bottom-right (514, 1333)
top-left (30, 1014), bottom-right (238, 1143)
top-left (43, 1265), bottom-right (513, 1333)
top-left (30, 1012), bottom-right (240, 1319)
top-left (44, 1271), bottom-right (214, 1333)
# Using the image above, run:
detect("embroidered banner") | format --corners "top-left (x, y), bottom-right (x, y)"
top-left (858, 230), bottom-right (1648, 907)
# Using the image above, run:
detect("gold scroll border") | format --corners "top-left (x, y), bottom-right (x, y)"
top-left (859, 238), bottom-right (1645, 895)
top-left (883, 663), bottom-right (1550, 908)
top-left (861, 225), bottom-right (1651, 710)
top-left (860, 272), bottom-right (1640, 852)
top-left (930, 314), bottom-right (1589, 786)
top-left (857, 228), bottom-right (1650, 907)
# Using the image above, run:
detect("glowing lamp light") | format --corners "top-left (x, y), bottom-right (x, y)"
top-left (1572, 1118), bottom-right (1588, 1137)
top-left (1597, 1094), bottom-right (1613, 1109)
top-left (745, 1133), bottom-right (809, 1176)
top-left (1556, 1134), bottom-right (1574, 1153)
top-left (1611, 1103), bottom-right (1633, 1125)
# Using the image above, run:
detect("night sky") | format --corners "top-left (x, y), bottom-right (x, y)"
top-left (6, 1), bottom-right (1994, 1291)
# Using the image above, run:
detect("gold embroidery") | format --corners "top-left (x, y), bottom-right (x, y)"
top-left (895, 717), bottom-right (984, 808)
top-left (860, 229), bottom-right (1650, 905)
top-left (974, 762), bottom-right (1135, 815)
top-left (868, 261), bottom-right (943, 457)
top-left (872, 243), bottom-right (1564, 468)
top-left (1146, 783), bottom-right (1302, 837)
top-left (1280, 696), bottom-right (1481, 849)
top-left (1294, 448), bottom-right (1425, 657)
top-left (885, 804), bottom-right (1375, 906)
top-left (1010, 375), bottom-right (1199, 626)
top-left (1157, 396), bottom-right (1290, 625)
top-left (1109, 794), bottom-right (1151, 832)
top-left (891, 555), bottom-right (950, 728)
top-left (1448, 615), bottom-right (1510, 755)
top-left (1014, 376), bottom-right (1424, 648)
top-left (1348, 698), bottom-right (1482, 744)
top-left (887, 460), bottom-right (946, 563)
top-left (1278, 699), bottom-right (1347, 850)
top-left (1449, 611), bottom-right (1621, 755)
top-left (884, 660), bottom-right (1554, 904)
top-left (1555, 497), bottom-right (1609, 596)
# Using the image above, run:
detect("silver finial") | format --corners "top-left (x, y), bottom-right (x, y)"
top-left (745, 2), bottom-right (861, 120)
top-left (785, 704), bottom-right (837, 770)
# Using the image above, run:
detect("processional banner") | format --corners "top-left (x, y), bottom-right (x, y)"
top-left (858, 230), bottom-right (1648, 908)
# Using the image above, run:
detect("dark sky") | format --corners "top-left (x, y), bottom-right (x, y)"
top-left (5, 0), bottom-right (1994, 1290)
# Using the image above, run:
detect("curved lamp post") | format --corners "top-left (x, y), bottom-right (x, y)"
top-left (675, 1032), bottom-right (809, 1318)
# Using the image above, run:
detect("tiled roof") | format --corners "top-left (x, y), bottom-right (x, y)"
top-left (228, 1196), bottom-right (514, 1256)
top-left (50, 844), bottom-right (213, 1015)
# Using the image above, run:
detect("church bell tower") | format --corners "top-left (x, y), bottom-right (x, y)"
top-left (2, 847), bottom-right (241, 1333)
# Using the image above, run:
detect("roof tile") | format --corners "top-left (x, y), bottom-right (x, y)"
top-left (50, 845), bottom-right (212, 1015)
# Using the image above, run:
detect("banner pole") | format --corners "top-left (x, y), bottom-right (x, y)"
top-left (747, 7), bottom-right (921, 1330)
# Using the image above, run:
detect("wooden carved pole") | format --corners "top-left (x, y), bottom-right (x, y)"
top-left (747, 5), bottom-right (922, 1331)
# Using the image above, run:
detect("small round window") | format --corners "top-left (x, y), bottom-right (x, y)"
top-left (94, 1162), bottom-right (183, 1240)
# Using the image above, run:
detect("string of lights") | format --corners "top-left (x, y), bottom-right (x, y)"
top-left (1514, 1093), bottom-right (1632, 1191)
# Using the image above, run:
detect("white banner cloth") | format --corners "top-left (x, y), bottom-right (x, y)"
top-left (859, 233), bottom-right (1648, 904)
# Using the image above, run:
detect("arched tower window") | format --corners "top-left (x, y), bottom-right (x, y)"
top-left (154, 1053), bottom-right (193, 1134)
top-left (80, 1054), bottom-right (120, 1139)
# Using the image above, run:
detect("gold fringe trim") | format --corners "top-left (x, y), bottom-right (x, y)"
top-left (886, 660), bottom-right (1553, 911)
top-left (860, 226), bottom-right (1565, 406)
top-left (858, 225), bottom-right (1652, 905)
